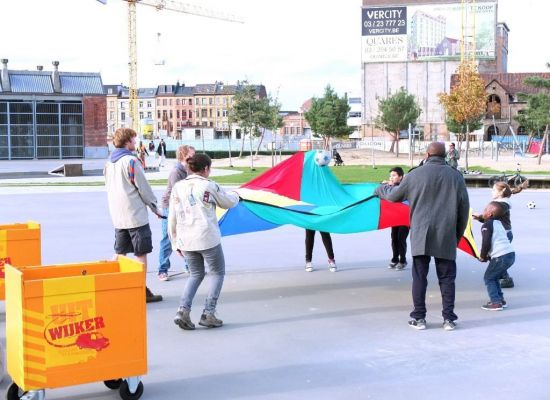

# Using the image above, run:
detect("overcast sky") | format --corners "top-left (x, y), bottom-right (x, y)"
top-left (1, 0), bottom-right (548, 110)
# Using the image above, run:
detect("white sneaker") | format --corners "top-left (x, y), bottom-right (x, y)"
top-left (305, 262), bottom-right (313, 272)
top-left (328, 260), bottom-right (337, 272)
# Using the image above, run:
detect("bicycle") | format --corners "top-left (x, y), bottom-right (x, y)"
top-left (487, 163), bottom-right (527, 189)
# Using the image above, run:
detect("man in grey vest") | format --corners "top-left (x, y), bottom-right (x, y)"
top-left (375, 142), bottom-right (470, 331)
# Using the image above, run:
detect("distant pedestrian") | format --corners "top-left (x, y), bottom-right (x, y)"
top-left (157, 139), bottom-right (167, 167)
top-left (104, 128), bottom-right (163, 303)
top-left (148, 140), bottom-right (155, 152)
top-left (169, 153), bottom-right (239, 330)
top-left (375, 142), bottom-right (470, 331)
top-left (478, 202), bottom-right (515, 311)
top-left (304, 230), bottom-right (337, 272)
top-left (138, 141), bottom-right (149, 168)
top-left (157, 145), bottom-right (195, 281)
top-left (446, 142), bottom-right (460, 169)
top-left (380, 167), bottom-right (409, 270)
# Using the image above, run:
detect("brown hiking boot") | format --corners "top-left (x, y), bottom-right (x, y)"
top-left (174, 308), bottom-right (195, 330)
top-left (146, 287), bottom-right (163, 303)
top-left (199, 312), bottom-right (223, 328)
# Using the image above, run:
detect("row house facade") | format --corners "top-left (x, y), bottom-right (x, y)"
top-left (104, 81), bottom-right (266, 140)
top-left (105, 85), bottom-right (156, 137)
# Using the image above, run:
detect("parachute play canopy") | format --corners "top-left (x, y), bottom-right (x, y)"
top-left (218, 150), bottom-right (478, 258)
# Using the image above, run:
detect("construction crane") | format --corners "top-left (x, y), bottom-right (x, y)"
top-left (98, 0), bottom-right (243, 132)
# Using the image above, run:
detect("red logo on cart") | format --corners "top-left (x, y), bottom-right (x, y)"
top-left (0, 257), bottom-right (12, 278)
top-left (44, 312), bottom-right (110, 352)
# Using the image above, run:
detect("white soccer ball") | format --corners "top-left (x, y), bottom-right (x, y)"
top-left (314, 150), bottom-right (332, 167)
top-left (527, 201), bottom-right (536, 209)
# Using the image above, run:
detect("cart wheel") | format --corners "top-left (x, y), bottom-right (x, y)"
top-left (6, 382), bottom-right (24, 400)
top-left (119, 380), bottom-right (144, 400)
top-left (104, 379), bottom-right (123, 390)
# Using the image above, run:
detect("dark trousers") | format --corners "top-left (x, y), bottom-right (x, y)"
top-left (391, 226), bottom-right (409, 263)
top-left (305, 229), bottom-right (334, 262)
top-left (411, 255), bottom-right (457, 322)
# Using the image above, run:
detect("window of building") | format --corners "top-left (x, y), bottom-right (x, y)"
top-left (109, 101), bottom-right (114, 108)
top-left (169, 99), bottom-right (172, 106)
top-left (139, 112), bottom-right (144, 119)
top-left (189, 111), bottom-right (193, 118)
top-left (121, 112), bottom-right (126, 121)
top-left (163, 99), bottom-right (167, 106)
top-left (188, 99), bottom-right (192, 105)
top-left (139, 101), bottom-right (143, 108)
top-left (209, 98), bottom-right (213, 105)
top-left (120, 102), bottom-right (125, 109)
top-left (147, 112), bottom-right (152, 118)
top-left (209, 109), bottom-right (212, 118)
top-left (109, 111), bottom-right (115, 120)
top-left (176, 99), bottom-right (180, 106)
top-left (202, 98), bottom-right (207, 105)
top-left (177, 110), bottom-right (180, 119)
top-left (147, 101), bottom-right (152, 108)
top-left (195, 98), bottom-right (199, 105)
top-left (222, 109), bottom-right (228, 117)
top-left (182, 110), bottom-right (187, 119)
top-left (169, 110), bottom-right (173, 119)
top-left (195, 129), bottom-right (201, 139)
top-left (235, 129), bottom-right (241, 139)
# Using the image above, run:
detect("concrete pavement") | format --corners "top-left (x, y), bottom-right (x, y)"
top-left (0, 186), bottom-right (549, 399)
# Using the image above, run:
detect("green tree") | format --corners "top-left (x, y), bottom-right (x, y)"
top-left (228, 82), bottom-right (263, 169)
top-left (445, 117), bottom-right (483, 154)
top-left (515, 63), bottom-right (550, 165)
top-left (439, 62), bottom-right (487, 169)
top-left (375, 88), bottom-right (421, 158)
top-left (255, 95), bottom-right (283, 158)
top-left (304, 85), bottom-right (353, 150)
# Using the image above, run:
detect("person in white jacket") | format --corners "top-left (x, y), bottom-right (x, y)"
top-left (169, 153), bottom-right (239, 330)
top-left (104, 127), bottom-right (164, 303)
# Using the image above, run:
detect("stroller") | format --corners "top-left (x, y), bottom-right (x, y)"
top-left (333, 150), bottom-right (344, 166)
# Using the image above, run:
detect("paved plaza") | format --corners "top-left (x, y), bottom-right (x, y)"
top-left (1, 172), bottom-right (549, 399)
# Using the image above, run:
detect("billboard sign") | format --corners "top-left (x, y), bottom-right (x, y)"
top-left (362, 2), bottom-right (496, 63)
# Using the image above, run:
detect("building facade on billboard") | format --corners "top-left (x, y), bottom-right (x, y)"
top-left (361, 0), bottom-right (504, 139)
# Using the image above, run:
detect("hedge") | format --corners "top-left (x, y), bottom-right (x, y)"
top-left (165, 150), bottom-right (297, 159)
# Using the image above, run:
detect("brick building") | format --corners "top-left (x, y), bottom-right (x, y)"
top-left (0, 59), bottom-right (107, 159)
top-left (453, 72), bottom-right (550, 139)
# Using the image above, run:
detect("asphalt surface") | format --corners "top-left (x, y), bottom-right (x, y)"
top-left (0, 178), bottom-right (549, 399)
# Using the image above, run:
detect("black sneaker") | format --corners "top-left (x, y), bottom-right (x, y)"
top-left (388, 262), bottom-right (398, 269)
top-left (146, 287), bottom-right (163, 303)
top-left (199, 312), bottom-right (223, 328)
top-left (481, 302), bottom-right (503, 311)
top-left (408, 318), bottom-right (426, 330)
top-left (443, 319), bottom-right (456, 331)
top-left (500, 277), bottom-right (514, 288)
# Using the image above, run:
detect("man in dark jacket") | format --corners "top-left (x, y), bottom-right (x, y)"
top-left (157, 138), bottom-right (167, 167)
top-left (375, 142), bottom-right (470, 331)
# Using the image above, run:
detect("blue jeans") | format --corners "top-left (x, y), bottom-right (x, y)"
top-left (179, 244), bottom-right (225, 314)
top-left (484, 252), bottom-right (515, 303)
top-left (158, 208), bottom-right (172, 274)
